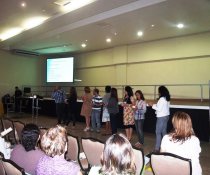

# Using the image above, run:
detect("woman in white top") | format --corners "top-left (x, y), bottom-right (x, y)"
top-left (161, 111), bottom-right (202, 175)
top-left (152, 86), bottom-right (170, 151)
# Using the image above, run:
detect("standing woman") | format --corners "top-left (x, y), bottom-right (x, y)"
top-left (102, 86), bottom-right (111, 135)
top-left (121, 86), bottom-right (135, 141)
top-left (152, 85), bottom-right (170, 152)
top-left (134, 90), bottom-right (147, 148)
top-left (65, 87), bottom-right (77, 127)
top-left (107, 88), bottom-right (119, 134)
top-left (80, 86), bottom-right (92, 132)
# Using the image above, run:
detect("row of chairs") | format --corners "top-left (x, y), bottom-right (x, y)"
top-left (64, 135), bottom-right (145, 175)
top-left (0, 118), bottom-right (192, 175)
top-left (64, 134), bottom-right (192, 175)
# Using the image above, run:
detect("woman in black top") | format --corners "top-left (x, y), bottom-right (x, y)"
top-left (107, 88), bottom-right (119, 134)
top-left (65, 87), bottom-right (77, 126)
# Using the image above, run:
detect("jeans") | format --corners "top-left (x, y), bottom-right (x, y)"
top-left (91, 110), bottom-right (101, 131)
top-left (134, 119), bottom-right (144, 144)
top-left (110, 113), bottom-right (118, 134)
top-left (155, 115), bottom-right (169, 150)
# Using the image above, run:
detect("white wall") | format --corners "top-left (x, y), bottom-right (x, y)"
top-left (74, 32), bottom-right (210, 99)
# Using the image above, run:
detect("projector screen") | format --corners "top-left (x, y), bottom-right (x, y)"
top-left (47, 57), bottom-right (74, 82)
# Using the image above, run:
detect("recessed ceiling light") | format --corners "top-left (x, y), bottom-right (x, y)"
top-left (85, 39), bottom-right (88, 42)
top-left (21, 2), bottom-right (26, 7)
top-left (151, 24), bottom-right (155, 27)
top-left (177, 23), bottom-right (184, 29)
top-left (106, 38), bottom-right (111, 43)
top-left (114, 32), bottom-right (117, 36)
top-left (81, 43), bottom-right (86, 48)
top-left (137, 31), bottom-right (143, 37)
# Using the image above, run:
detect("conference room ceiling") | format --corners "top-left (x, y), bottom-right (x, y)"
top-left (0, 0), bottom-right (210, 55)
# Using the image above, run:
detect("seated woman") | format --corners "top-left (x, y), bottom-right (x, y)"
top-left (89, 133), bottom-right (136, 175)
top-left (10, 123), bottom-right (45, 175)
top-left (161, 111), bottom-right (202, 175)
top-left (36, 125), bottom-right (82, 175)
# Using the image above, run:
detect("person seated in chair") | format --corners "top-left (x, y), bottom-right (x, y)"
top-left (11, 123), bottom-right (45, 175)
top-left (89, 133), bottom-right (136, 175)
top-left (161, 111), bottom-right (202, 175)
top-left (36, 125), bottom-right (82, 175)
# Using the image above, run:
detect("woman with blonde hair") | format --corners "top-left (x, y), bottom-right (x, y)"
top-left (89, 133), bottom-right (136, 175)
top-left (161, 111), bottom-right (202, 175)
top-left (36, 125), bottom-right (82, 175)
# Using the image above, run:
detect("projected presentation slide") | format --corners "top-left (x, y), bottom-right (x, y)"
top-left (47, 57), bottom-right (74, 82)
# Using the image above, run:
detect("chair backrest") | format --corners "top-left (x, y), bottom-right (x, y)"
top-left (0, 119), bottom-right (4, 133)
top-left (133, 147), bottom-right (144, 175)
top-left (65, 134), bottom-right (89, 173)
top-left (1, 154), bottom-right (25, 175)
top-left (13, 121), bottom-right (25, 143)
top-left (0, 152), bottom-right (6, 175)
top-left (38, 127), bottom-right (48, 148)
top-left (1, 118), bottom-right (17, 144)
top-left (39, 127), bottom-right (48, 139)
top-left (66, 134), bottom-right (80, 161)
top-left (81, 137), bottom-right (104, 167)
top-left (150, 152), bottom-right (192, 175)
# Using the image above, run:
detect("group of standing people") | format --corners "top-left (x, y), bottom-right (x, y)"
top-left (80, 86), bottom-right (119, 135)
top-left (80, 85), bottom-right (147, 149)
top-left (51, 84), bottom-right (169, 150)
top-left (51, 86), bottom-right (77, 126)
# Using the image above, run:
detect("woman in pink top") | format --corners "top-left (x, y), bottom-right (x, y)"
top-left (161, 112), bottom-right (202, 175)
top-left (80, 86), bottom-right (92, 131)
top-left (36, 125), bottom-right (82, 175)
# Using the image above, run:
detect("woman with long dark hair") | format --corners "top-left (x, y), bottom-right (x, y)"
top-left (121, 86), bottom-right (135, 141)
top-left (152, 85), bottom-right (170, 152)
top-left (107, 88), bottom-right (119, 134)
top-left (134, 90), bottom-right (147, 148)
top-left (65, 86), bottom-right (77, 126)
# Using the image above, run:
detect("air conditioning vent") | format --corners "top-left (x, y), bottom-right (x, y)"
top-left (11, 49), bottom-right (40, 57)
top-left (54, 0), bottom-right (71, 6)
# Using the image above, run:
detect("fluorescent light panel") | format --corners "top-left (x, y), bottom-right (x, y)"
top-left (62, 0), bottom-right (97, 12)
top-left (0, 27), bottom-right (23, 41)
top-left (22, 16), bottom-right (49, 30)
